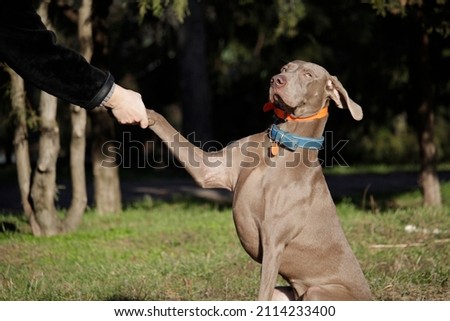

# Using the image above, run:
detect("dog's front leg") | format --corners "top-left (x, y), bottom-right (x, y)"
top-left (146, 109), bottom-right (234, 190)
top-left (258, 230), bottom-right (284, 301)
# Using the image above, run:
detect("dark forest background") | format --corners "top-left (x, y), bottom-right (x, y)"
top-left (2, 0), bottom-right (449, 164)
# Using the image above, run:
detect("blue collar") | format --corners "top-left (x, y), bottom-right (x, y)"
top-left (268, 124), bottom-right (324, 151)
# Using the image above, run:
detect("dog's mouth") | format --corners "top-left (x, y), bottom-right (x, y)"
top-left (272, 94), bottom-right (285, 107)
top-left (272, 94), bottom-right (295, 113)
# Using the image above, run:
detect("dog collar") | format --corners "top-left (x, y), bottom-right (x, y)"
top-left (263, 102), bottom-right (329, 122)
top-left (264, 102), bottom-right (326, 155)
top-left (268, 124), bottom-right (324, 152)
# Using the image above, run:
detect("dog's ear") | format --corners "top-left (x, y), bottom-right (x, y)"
top-left (326, 76), bottom-right (363, 121)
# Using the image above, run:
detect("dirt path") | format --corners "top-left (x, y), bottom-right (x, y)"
top-left (1, 171), bottom-right (449, 213)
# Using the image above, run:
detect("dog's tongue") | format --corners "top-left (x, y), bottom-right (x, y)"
top-left (263, 102), bottom-right (275, 112)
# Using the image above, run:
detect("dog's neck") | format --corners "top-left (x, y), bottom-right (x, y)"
top-left (265, 104), bottom-right (329, 157)
top-left (277, 114), bottom-right (328, 139)
top-left (264, 102), bottom-right (329, 140)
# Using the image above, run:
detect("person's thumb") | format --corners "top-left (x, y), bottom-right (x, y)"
top-left (140, 115), bottom-right (149, 128)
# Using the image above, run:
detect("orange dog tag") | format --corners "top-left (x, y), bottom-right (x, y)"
top-left (270, 142), bottom-right (279, 157)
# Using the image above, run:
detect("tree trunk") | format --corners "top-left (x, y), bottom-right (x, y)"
top-left (65, 0), bottom-right (92, 231)
top-left (89, 1), bottom-right (121, 215)
top-left (178, 0), bottom-right (212, 144)
top-left (5, 0), bottom-right (107, 235)
top-left (30, 91), bottom-right (62, 236)
top-left (410, 13), bottom-right (442, 207)
top-left (65, 105), bottom-right (87, 231)
top-left (91, 108), bottom-right (121, 214)
top-left (26, 1), bottom-right (62, 236)
top-left (4, 66), bottom-right (41, 235)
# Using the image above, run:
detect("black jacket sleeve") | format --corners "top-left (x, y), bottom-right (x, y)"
top-left (0, 0), bottom-right (114, 109)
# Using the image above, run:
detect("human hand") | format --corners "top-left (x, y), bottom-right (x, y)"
top-left (104, 84), bottom-right (149, 128)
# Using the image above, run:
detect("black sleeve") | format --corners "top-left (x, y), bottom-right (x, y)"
top-left (0, 0), bottom-right (114, 109)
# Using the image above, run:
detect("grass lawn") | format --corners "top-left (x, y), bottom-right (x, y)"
top-left (0, 181), bottom-right (449, 300)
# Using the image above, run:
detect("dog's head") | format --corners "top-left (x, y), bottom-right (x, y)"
top-left (269, 60), bottom-right (363, 120)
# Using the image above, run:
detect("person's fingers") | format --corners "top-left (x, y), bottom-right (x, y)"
top-left (104, 85), bottom-right (149, 127)
top-left (112, 107), bottom-right (148, 128)
top-left (140, 117), bottom-right (149, 128)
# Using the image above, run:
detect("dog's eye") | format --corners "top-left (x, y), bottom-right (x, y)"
top-left (305, 72), bottom-right (312, 78)
top-left (281, 67), bottom-right (288, 72)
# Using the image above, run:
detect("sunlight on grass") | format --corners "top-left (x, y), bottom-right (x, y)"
top-left (0, 201), bottom-right (259, 300)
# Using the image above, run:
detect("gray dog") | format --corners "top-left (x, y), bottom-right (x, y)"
top-left (146, 60), bottom-right (372, 300)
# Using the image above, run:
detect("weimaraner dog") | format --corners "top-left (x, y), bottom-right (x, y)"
top-left (146, 60), bottom-right (372, 301)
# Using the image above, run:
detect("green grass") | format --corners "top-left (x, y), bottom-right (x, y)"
top-left (0, 200), bottom-right (259, 300)
top-left (0, 183), bottom-right (449, 301)
top-left (339, 202), bottom-right (449, 300)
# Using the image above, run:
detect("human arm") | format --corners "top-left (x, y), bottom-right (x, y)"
top-left (0, 0), bottom-right (148, 128)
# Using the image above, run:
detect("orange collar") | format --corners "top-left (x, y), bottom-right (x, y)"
top-left (263, 102), bottom-right (328, 122)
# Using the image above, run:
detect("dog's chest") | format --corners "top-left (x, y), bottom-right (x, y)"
top-left (231, 158), bottom-right (313, 262)
top-left (231, 167), bottom-right (266, 261)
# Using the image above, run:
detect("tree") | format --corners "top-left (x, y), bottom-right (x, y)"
top-left (3, 0), bottom-right (193, 232)
top-left (65, 0), bottom-right (92, 230)
top-left (3, 66), bottom-right (39, 234)
top-left (28, 0), bottom-right (64, 236)
top-left (371, 0), bottom-right (448, 206)
top-left (178, 0), bottom-right (212, 142)
top-left (135, 0), bottom-right (212, 142)
top-left (136, 0), bottom-right (189, 23)
top-left (89, 0), bottom-right (122, 215)
top-left (90, 109), bottom-right (122, 215)
top-left (3, 0), bottom-right (94, 235)
top-left (47, 0), bottom-right (122, 216)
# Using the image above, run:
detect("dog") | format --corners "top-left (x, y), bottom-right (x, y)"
top-left (146, 60), bottom-right (372, 300)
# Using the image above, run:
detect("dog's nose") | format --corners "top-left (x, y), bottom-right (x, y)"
top-left (271, 75), bottom-right (286, 88)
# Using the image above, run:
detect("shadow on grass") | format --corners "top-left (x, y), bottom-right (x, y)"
top-left (0, 221), bottom-right (18, 233)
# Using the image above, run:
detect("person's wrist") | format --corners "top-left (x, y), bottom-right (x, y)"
top-left (101, 83), bottom-right (117, 109)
